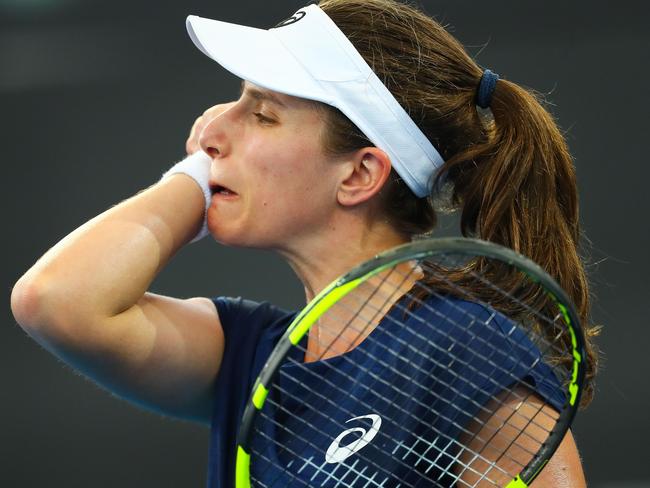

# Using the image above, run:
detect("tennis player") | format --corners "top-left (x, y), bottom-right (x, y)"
top-left (11, 0), bottom-right (598, 486)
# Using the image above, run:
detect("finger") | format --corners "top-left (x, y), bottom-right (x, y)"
top-left (186, 116), bottom-right (205, 155)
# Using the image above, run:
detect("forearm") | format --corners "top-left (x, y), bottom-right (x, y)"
top-left (12, 174), bottom-right (205, 329)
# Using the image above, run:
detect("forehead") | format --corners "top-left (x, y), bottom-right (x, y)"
top-left (240, 80), bottom-right (315, 110)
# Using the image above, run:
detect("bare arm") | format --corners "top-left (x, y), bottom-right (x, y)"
top-left (532, 430), bottom-right (586, 487)
top-left (456, 388), bottom-right (587, 487)
top-left (11, 167), bottom-right (222, 425)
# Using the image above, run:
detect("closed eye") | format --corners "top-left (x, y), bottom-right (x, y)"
top-left (254, 112), bottom-right (276, 125)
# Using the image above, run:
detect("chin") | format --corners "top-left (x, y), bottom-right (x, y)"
top-left (206, 221), bottom-right (265, 249)
top-left (207, 224), bottom-right (240, 247)
top-left (206, 211), bottom-right (287, 250)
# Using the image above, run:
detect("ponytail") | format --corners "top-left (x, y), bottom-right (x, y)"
top-left (435, 78), bottom-right (600, 406)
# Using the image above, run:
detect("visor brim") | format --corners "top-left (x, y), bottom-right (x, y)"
top-left (186, 15), bottom-right (327, 104)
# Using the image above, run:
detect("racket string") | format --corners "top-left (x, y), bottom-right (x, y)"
top-left (325, 283), bottom-right (560, 434)
top-left (418, 261), bottom-right (568, 363)
top-left (253, 328), bottom-right (536, 484)
top-left (253, 268), bottom-right (426, 488)
top-left (256, 298), bottom-right (548, 484)
top-left (322, 274), bottom-right (560, 458)
top-left (378, 284), bottom-right (560, 458)
top-left (257, 385), bottom-right (495, 488)
top-left (275, 347), bottom-right (539, 481)
top-left (259, 372), bottom-right (518, 488)
top-left (251, 252), bottom-right (572, 487)
top-left (307, 263), bottom-right (413, 363)
top-left (357, 262), bottom-right (567, 470)
top-left (418, 259), bottom-right (570, 361)
top-left (254, 404), bottom-right (423, 487)
top-left (328, 260), bottom-right (565, 394)
top-left (252, 266), bottom-right (431, 487)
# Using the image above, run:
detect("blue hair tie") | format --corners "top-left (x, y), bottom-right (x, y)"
top-left (477, 69), bottom-right (499, 109)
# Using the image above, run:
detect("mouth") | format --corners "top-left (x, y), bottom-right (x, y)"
top-left (209, 182), bottom-right (238, 197)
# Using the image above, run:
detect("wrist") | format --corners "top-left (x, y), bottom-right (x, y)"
top-left (161, 151), bottom-right (212, 241)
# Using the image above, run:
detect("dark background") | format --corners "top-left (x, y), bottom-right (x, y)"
top-left (2, 0), bottom-right (648, 486)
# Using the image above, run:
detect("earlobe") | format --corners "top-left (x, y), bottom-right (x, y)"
top-left (337, 150), bottom-right (392, 207)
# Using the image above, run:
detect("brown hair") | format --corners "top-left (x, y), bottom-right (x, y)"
top-left (317, 0), bottom-right (600, 406)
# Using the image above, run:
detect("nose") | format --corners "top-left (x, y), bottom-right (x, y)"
top-left (199, 103), bottom-right (237, 159)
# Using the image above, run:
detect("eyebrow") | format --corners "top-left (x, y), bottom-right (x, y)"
top-left (240, 80), bottom-right (288, 109)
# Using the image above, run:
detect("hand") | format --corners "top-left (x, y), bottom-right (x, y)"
top-left (185, 102), bottom-right (237, 155)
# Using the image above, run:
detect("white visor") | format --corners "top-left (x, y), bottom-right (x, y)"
top-left (186, 4), bottom-right (444, 197)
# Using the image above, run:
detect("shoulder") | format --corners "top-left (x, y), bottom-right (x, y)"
top-left (212, 296), bottom-right (296, 328)
top-left (211, 296), bottom-right (298, 347)
top-left (413, 294), bottom-right (566, 407)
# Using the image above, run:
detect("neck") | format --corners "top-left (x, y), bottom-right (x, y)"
top-left (276, 213), bottom-right (408, 303)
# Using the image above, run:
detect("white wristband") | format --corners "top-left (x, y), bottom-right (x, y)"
top-left (161, 151), bottom-right (212, 242)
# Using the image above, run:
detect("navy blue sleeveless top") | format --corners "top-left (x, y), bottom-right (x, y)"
top-left (207, 296), bottom-right (563, 487)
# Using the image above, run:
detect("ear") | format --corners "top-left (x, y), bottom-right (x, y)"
top-left (337, 148), bottom-right (392, 207)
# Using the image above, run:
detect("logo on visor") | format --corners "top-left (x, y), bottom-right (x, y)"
top-left (274, 10), bottom-right (306, 28)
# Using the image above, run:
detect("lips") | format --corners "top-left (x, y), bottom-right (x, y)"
top-left (209, 181), bottom-right (238, 196)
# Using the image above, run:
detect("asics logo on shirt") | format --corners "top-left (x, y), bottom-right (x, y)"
top-left (325, 414), bottom-right (382, 464)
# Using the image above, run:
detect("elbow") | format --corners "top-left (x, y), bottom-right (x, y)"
top-left (11, 272), bottom-right (75, 337)
top-left (11, 271), bottom-right (110, 361)
top-left (11, 274), bottom-right (52, 332)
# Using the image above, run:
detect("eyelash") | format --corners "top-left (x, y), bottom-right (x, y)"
top-left (253, 112), bottom-right (275, 125)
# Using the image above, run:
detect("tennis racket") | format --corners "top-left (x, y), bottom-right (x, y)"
top-left (235, 237), bottom-right (585, 487)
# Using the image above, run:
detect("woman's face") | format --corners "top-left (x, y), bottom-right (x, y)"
top-left (201, 81), bottom-right (344, 249)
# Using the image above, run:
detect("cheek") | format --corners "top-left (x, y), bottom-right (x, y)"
top-left (246, 141), bottom-right (322, 196)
